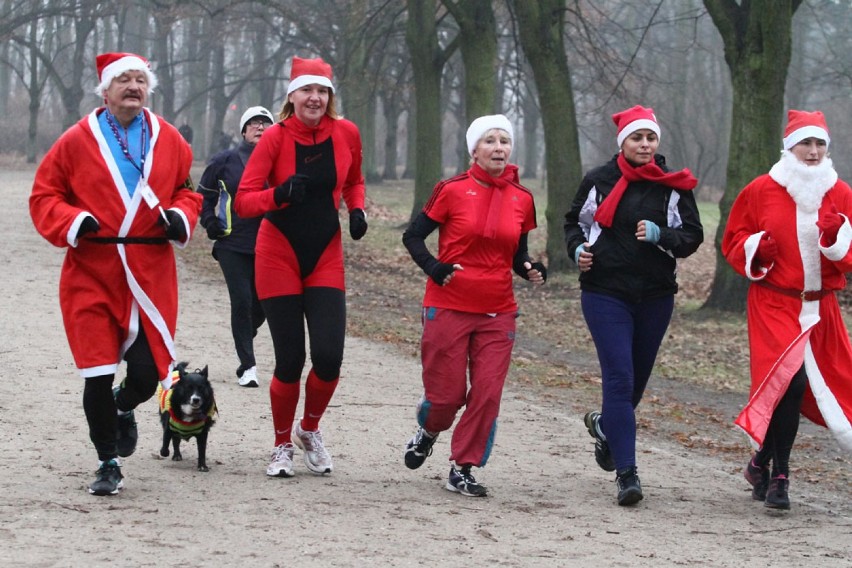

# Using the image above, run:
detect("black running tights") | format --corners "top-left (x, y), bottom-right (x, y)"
top-left (754, 366), bottom-right (807, 477)
top-left (261, 287), bottom-right (345, 383)
top-left (82, 324), bottom-right (160, 461)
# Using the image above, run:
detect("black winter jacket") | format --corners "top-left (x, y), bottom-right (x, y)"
top-left (198, 140), bottom-right (262, 257)
top-left (563, 154), bottom-right (703, 302)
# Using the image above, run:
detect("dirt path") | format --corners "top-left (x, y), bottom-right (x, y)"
top-left (1, 165), bottom-right (850, 567)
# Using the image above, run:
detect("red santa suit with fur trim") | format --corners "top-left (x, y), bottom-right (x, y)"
top-left (722, 151), bottom-right (852, 452)
top-left (30, 108), bottom-right (200, 387)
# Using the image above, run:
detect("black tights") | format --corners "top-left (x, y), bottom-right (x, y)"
top-left (82, 324), bottom-right (160, 461)
top-left (754, 366), bottom-right (807, 477)
top-left (261, 287), bottom-right (345, 383)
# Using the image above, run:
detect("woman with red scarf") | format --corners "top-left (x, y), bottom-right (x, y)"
top-left (564, 105), bottom-right (703, 506)
top-left (401, 115), bottom-right (546, 497)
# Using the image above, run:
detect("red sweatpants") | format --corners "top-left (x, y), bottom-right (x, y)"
top-left (418, 307), bottom-right (516, 467)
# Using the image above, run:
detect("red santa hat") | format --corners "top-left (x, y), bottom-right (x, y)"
top-left (465, 114), bottom-right (514, 157)
top-left (94, 52), bottom-right (158, 95)
top-left (613, 105), bottom-right (661, 148)
top-left (286, 56), bottom-right (334, 95)
top-left (783, 109), bottom-right (830, 150)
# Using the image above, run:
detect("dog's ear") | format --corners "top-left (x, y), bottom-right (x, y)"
top-left (176, 361), bottom-right (189, 378)
top-left (200, 365), bottom-right (208, 378)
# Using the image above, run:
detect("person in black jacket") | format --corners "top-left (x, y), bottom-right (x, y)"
top-left (198, 106), bottom-right (274, 387)
top-left (564, 105), bottom-right (703, 506)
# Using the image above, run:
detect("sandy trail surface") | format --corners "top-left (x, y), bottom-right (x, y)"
top-left (1, 166), bottom-right (850, 567)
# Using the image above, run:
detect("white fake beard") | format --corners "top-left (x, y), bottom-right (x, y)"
top-left (769, 150), bottom-right (838, 213)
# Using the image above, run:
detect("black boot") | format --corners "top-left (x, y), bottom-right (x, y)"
top-left (764, 474), bottom-right (790, 510)
top-left (616, 466), bottom-right (643, 506)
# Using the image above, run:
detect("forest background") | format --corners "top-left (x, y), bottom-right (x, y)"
top-left (3, 3), bottom-right (852, 560)
top-left (2, 0), bottom-right (852, 306)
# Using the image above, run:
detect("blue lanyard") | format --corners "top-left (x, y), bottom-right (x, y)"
top-left (104, 110), bottom-right (148, 175)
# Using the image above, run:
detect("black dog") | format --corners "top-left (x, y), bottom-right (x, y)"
top-left (158, 362), bottom-right (218, 472)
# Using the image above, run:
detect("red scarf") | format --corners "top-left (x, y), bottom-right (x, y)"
top-left (594, 153), bottom-right (697, 228)
top-left (469, 163), bottom-right (520, 238)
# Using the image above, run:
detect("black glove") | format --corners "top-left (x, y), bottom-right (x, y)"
top-left (530, 261), bottom-right (547, 283)
top-left (160, 209), bottom-right (187, 241)
top-left (349, 209), bottom-right (368, 240)
top-left (206, 223), bottom-right (222, 241)
top-left (273, 174), bottom-right (309, 206)
top-left (78, 216), bottom-right (100, 238)
top-left (429, 262), bottom-right (456, 286)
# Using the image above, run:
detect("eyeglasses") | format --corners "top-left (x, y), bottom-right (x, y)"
top-left (247, 119), bottom-right (272, 128)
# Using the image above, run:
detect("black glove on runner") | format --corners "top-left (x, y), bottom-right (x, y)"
top-left (429, 262), bottom-right (456, 286)
top-left (349, 209), bottom-right (368, 240)
top-left (529, 261), bottom-right (547, 283)
top-left (78, 216), bottom-right (100, 238)
top-left (273, 174), bottom-right (309, 206)
top-left (161, 209), bottom-right (187, 241)
top-left (206, 223), bottom-right (222, 240)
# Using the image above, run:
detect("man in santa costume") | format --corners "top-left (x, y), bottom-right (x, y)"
top-left (722, 110), bottom-right (852, 510)
top-left (30, 52), bottom-right (201, 496)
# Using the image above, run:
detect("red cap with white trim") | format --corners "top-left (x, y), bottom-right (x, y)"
top-left (94, 52), bottom-right (158, 95)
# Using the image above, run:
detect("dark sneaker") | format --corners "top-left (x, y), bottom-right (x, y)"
top-left (404, 428), bottom-right (438, 470)
top-left (88, 459), bottom-right (124, 496)
top-left (446, 465), bottom-right (487, 497)
top-left (114, 386), bottom-right (138, 458)
top-left (764, 474), bottom-right (790, 510)
top-left (744, 459), bottom-right (769, 501)
top-left (584, 411), bottom-right (615, 472)
top-left (616, 466), bottom-right (644, 506)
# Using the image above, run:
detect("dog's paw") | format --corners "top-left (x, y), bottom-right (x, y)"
top-left (197, 464), bottom-right (210, 472)
top-left (159, 448), bottom-right (170, 458)
top-left (172, 453), bottom-right (183, 462)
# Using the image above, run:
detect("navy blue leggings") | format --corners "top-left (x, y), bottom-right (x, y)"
top-left (581, 292), bottom-right (674, 471)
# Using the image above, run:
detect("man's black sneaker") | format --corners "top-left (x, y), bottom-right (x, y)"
top-left (88, 459), bottom-right (124, 496)
top-left (584, 410), bottom-right (615, 472)
top-left (616, 466), bottom-right (643, 506)
top-left (404, 428), bottom-right (438, 470)
top-left (744, 459), bottom-right (769, 501)
top-left (114, 385), bottom-right (138, 458)
top-left (764, 474), bottom-right (790, 510)
top-left (446, 465), bottom-right (487, 497)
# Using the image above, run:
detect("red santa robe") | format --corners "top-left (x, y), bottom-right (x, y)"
top-left (30, 108), bottom-right (201, 387)
top-left (722, 151), bottom-right (852, 452)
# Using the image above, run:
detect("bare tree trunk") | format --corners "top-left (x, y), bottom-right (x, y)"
top-left (405, 0), bottom-right (452, 221)
top-left (443, 0), bottom-right (498, 168)
top-left (380, 91), bottom-right (401, 180)
top-left (521, 78), bottom-right (540, 179)
top-left (510, 0), bottom-right (582, 271)
top-left (153, 12), bottom-right (175, 121)
top-left (402, 103), bottom-right (415, 179)
top-left (26, 20), bottom-right (40, 163)
top-left (702, 0), bottom-right (803, 312)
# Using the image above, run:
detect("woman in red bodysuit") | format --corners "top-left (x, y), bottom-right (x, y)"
top-left (235, 56), bottom-right (367, 478)
top-left (401, 114), bottom-right (546, 497)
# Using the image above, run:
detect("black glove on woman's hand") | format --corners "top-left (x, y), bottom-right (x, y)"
top-left (160, 209), bottom-right (187, 241)
top-left (349, 209), bottom-right (368, 240)
top-left (78, 216), bottom-right (100, 238)
top-left (273, 174), bottom-right (309, 206)
top-left (205, 223), bottom-right (222, 240)
top-left (429, 262), bottom-right (456, 286)
top-left (530, 261), bottom-right (547, 283)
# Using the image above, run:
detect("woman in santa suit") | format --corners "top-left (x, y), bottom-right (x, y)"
top-left (235, 56), bottom-right (367, 478)
top-left (722, 110), bottom-right (852, 510)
